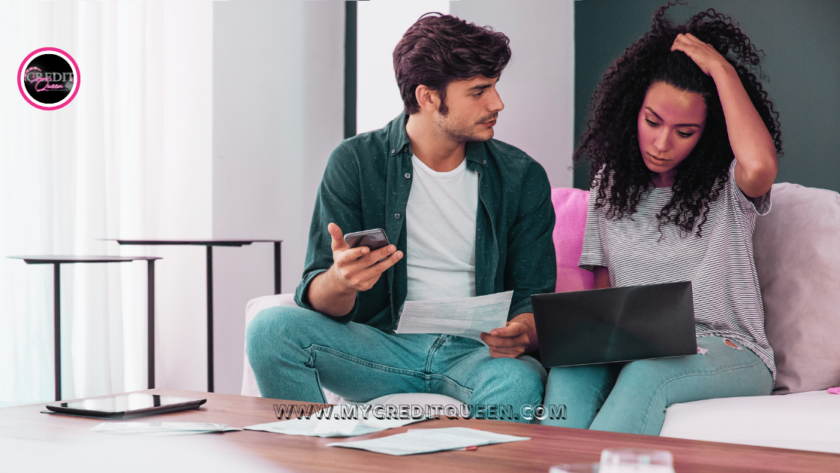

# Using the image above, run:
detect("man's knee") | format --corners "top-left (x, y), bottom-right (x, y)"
top-left (484, 357), bottom-right (545, 400)
top-left (246, 306), bottom-right (315, 364)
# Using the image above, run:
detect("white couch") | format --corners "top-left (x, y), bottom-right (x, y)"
top-left (659, 390), bottom-right (840, 453)
top-left (242, 183), bottom-right (840, 454)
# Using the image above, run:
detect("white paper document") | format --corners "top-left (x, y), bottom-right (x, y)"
top-left (395, 291), bottom-right (514, 342)
top-left (92, 422), bottom-right (241, 436)
top-left (326, 427), bottom-right (529, 456)
top-left (245, 411), bottom-right (428, 438)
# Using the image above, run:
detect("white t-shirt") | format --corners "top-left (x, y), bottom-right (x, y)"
top-left (405, 155), bottom-right (479, 301)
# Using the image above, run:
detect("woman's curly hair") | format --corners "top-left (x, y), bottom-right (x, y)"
top-left (574, 2), bottom-right (782, 236)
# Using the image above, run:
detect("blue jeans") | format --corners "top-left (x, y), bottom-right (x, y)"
top-left (541, 336), bottom-right (773, 435)
top-left (246, 305), bottom-right (546, 423)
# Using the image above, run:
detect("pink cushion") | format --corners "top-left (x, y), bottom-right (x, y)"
top-left (551, 187), bottom-right (594, 293)
top-left (753, 183), bottom-right (840, 394)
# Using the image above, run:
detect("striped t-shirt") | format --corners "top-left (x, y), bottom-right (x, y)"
top-left (579, 160), bottom-right (775, 379)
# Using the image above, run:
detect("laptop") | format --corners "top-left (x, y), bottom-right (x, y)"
top-left (532, 281), bottom-right (697, 368)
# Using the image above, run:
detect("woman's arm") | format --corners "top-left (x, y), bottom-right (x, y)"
top-left (672, 33), bottom-right (778, 198)
top-left (593, 266), bottom-right (611, 289)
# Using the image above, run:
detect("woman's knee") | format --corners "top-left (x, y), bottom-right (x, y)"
top-left (546, 365), bottom-right (619, 399)
top-left (618, 357), bottom-right (658, 377)
top-left (541, 365), bottom-right (618, 428)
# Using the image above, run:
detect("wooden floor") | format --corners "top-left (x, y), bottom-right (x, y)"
top-left (3, 389), bottom-right (839, 472)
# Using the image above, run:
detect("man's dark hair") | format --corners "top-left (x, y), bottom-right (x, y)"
top-left (574, 2), bottom-right (782, 237)
top-left (393, 13), bottom-right (511, 115)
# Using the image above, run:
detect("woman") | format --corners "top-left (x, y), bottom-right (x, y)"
top-left (542, 4), bottom-right (782, 435)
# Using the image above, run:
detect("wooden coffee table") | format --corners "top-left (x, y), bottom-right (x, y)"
top-left (3, 389), bottom-right (838, 472)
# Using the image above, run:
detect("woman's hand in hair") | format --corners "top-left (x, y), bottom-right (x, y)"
top-left (673, 33), bottom-right (778, 198)
top-left (671, 33), bottom-right (733, 78)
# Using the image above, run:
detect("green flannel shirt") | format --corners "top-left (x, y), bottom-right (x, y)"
top-left (294, 113), bottom-right (556, 332)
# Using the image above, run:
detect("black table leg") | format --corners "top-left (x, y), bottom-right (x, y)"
top-left (274, 241), bottom-right (282, 294)
top-left (53, 263), bottom-right (61, 402)
top-left (206, 246), bottom-right (214, 393)
top-left (147, 259), bottom-right (155, 389)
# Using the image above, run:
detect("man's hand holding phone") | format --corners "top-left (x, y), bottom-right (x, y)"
top-left (308, 223), bottom-right (403, 317)
top-left (328, 223), bottom-right (403, 293)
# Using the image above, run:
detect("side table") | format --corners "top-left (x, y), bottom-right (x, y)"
top-left (8, 255), bottom-right (161, 401)
top-left (100, 239), bottom-right (282, 392)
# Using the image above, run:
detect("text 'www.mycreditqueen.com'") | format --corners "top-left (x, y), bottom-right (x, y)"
top-left (273, 403), bottom-right (566, 421)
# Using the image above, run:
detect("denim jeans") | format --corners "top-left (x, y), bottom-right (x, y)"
top-left (246, 305), bottom-right (546, 423)
top-left (541, 336), bottom-right (773, 435)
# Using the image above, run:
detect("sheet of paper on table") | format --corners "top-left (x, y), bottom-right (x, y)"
top-left (327, 427), bottom-right (530, 456)
top-left (394, 291), bottom-right (514, 343)
top-left (245, 410), bottom-right (429, 438)
top-left (92, 422), bottom-right (241, 436)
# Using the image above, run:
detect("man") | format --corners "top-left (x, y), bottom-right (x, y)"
top-left (247, 14), bottom-right (555, 423)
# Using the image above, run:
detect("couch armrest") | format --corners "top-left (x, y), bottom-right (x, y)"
top-left (241, 294), bottom-right (297, 397)
top-left (245, 294), bottom-right (297, 325)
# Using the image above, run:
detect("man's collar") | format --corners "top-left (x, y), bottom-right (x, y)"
top-left (387, 112), bottom-right (411, 155)
top-left (464, 141), bottom-right (489, 166)
top-left (387, 111), bottom-right (487, 166)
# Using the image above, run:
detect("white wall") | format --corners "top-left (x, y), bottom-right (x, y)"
top-left (152, 1), bottom-right (215, 396)
top-left (450, 0), bottom-right (576, 188)
top-left (357, 0), bottom-right (450, 134)
top-left (212, 1), bottom-right (344, 394)
top-left (0, 1), bottom-right (213, 402)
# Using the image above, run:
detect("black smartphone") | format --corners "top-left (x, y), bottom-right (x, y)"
top-left (344, 229), bottom-right (392, 263)
top-left (344, 228), bottom-right (390, 252)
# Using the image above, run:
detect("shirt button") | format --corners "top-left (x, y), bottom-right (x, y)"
top-left (395, 213), bottom-right (401, 219)
top-left (391, 149), bottom-right (396, 154)
top-left (482, 160), bottom-right (487, 165)
top-left (404, 173), bottom-right (411, 179)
